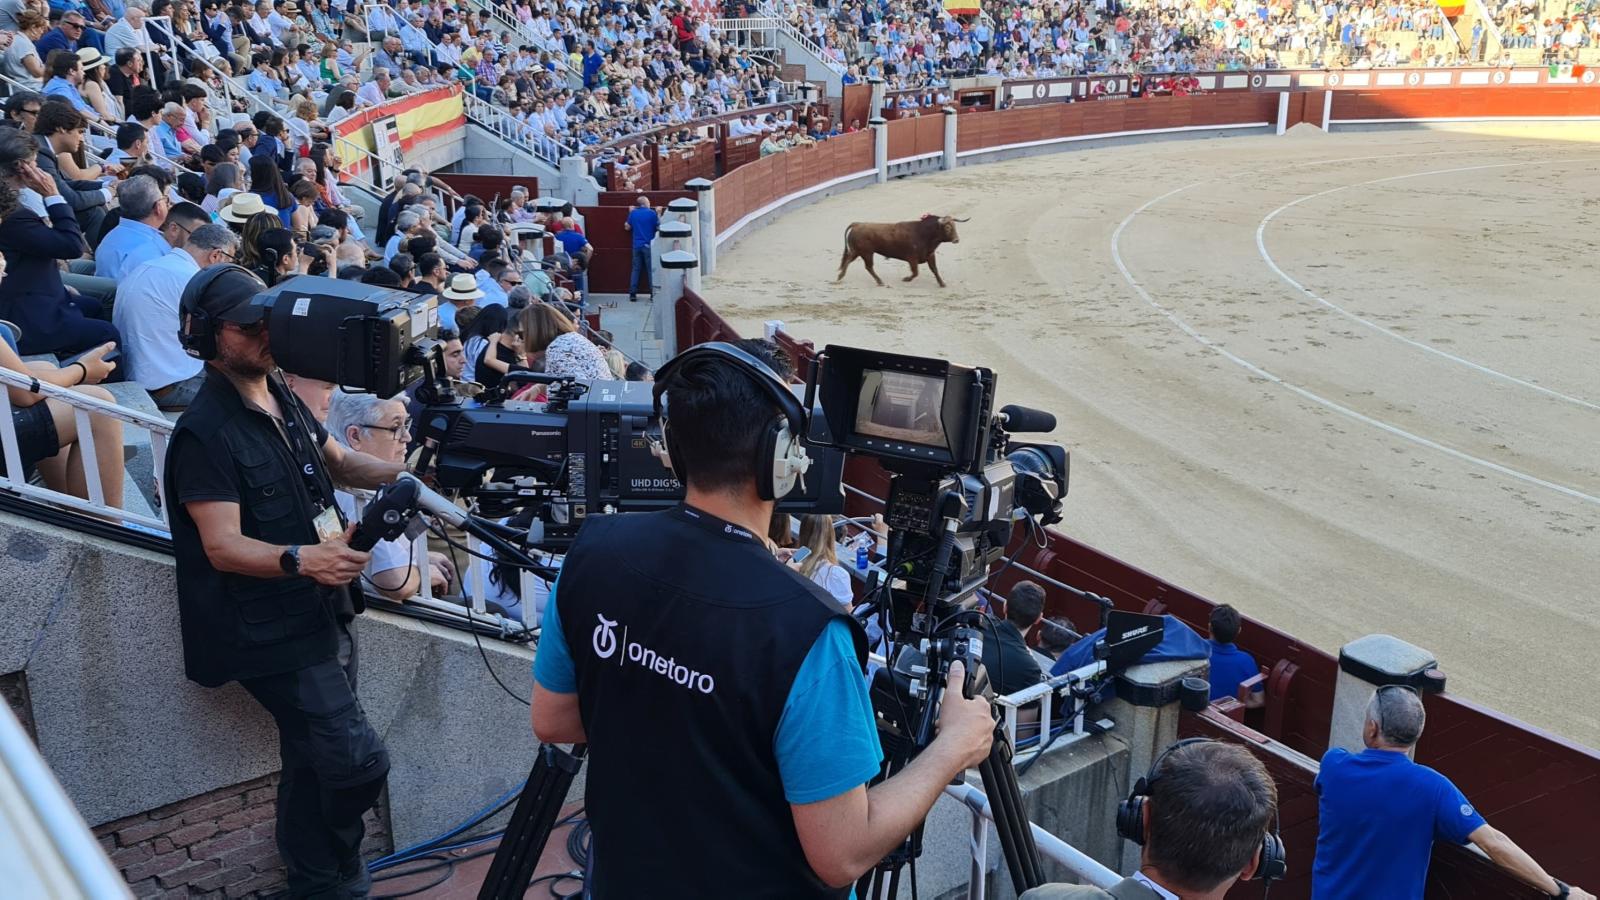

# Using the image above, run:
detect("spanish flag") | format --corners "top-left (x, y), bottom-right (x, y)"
top-left (1436, 0), bottom-right (1465, 16)
top-left (944, 0), bottom-right (979, 15)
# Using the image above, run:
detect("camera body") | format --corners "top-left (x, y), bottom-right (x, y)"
top-left (418, 377), bottom-right (846, 549)
top-left (806, 345), bottom-right (1069, 626)
top-left (251, 275), bottom-right (440, 398)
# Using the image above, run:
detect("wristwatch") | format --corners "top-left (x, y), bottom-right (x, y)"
top-left (279, 545), bottom-right (302, 575)
top-left (1551, 879), bottom-right (1570, 899)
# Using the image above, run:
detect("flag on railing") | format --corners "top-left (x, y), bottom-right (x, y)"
top-left (1435, 0), bottom-right (1465, 16)
top-left (943, 0), bottom-right (980, 15)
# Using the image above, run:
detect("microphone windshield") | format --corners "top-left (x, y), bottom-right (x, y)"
top-left (999, 404), bottom-right (1056, 433)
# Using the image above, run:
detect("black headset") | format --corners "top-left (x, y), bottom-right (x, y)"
top-left (178, 264), bottom-right (267, 361)
top-left (1116, 738), bottom-right (1287, 885)
top-left (650, 341), bottom-right (811, 501)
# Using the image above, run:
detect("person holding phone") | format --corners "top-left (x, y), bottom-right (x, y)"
top-left (787, 514), bottom-right (853, 611)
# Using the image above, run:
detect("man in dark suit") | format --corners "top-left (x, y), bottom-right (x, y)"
top-left (982, 580), bottom-right (1047, 697)
top-left (0, 128), bottom-right (120, 359)
top-left (32, 99), bottom-right (112, 240)
top-left (1021, 741), bottom-right (1279, 900)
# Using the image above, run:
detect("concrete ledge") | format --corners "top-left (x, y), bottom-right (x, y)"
top-left (0, 510), bottom-right (547, 848)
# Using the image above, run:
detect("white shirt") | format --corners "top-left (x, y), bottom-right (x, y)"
top-left (1130, 872), bottom-right (1179, 900)
top-left (112, 248), bottom-right (206, 391)
top-left (355, 80), bottom-right (387, 107)
top-left (806, 560), bottom-right (853, 611)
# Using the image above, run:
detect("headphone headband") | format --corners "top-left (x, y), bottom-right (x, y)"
top-left (651, 341), bottom-right (811, 502)
top-left (652, 341), bottom-right (805, 431)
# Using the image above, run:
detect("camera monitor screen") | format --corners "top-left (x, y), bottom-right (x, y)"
top-left (855, 369), bottom-right (948, 449)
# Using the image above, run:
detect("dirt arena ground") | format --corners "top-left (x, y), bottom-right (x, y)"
top-left (708, 123), bottom-right (1600, 749)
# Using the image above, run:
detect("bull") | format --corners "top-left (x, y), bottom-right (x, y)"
top-left (836, 214), bottom-right (968, 288)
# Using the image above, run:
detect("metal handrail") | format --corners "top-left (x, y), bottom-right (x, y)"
top-left (944, 781), bottom-right (1120, 899)
top-left (751, 2), bottom-right (848, 74)
top-left (439, 0), bottom-right (572, 76)
top-left (460, 88), bottom-right (579, 166)
top-left (0, 367), bottom-right (171, 532)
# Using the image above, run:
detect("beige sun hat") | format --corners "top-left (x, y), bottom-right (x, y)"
top-left (219, 192), bottom-right (278, 224)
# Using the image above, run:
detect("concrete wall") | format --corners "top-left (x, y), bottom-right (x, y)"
top-left (0, 511), bottom-right (540, 849)
top-left (460, 126), bottom-right (562, 181)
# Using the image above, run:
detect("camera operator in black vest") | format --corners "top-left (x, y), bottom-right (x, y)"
top-left (530, 341), bottom-right (996, 897)
top-left (163, 265), bottom-right (412, 900)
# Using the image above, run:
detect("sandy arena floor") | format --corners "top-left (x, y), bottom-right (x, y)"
top-left (708, 123), bottom-right (1600, 749)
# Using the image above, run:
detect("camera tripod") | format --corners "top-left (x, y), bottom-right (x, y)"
top-left (857, 638), bottom-right (1045, 900)
top-left (477, 743), bottom-right (587, 900)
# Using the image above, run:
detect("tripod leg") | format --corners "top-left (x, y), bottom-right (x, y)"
top-left (977, 736), bottom-right (1045, 892)
top-left (477, 744), bottom-right (586, 900)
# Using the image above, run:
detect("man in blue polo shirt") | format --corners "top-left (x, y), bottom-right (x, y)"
top-left (622, 194), bottom-right (658, 303)
top-left (1206, 604), bottom-right (1263, 707)
top-left (1314, 685), bottom-right (1590, 900)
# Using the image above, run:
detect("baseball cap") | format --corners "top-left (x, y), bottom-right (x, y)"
top-left (182, 265), bottom-right (270, 326)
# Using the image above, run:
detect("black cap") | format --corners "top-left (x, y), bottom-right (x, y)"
top-left (181, 264), bottom-right (269, 325)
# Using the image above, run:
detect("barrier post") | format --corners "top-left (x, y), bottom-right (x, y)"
top-left (942, 106), bottom-right (958, 171)
top-left (870, 117), bottom-right (888, 184)
top-left (868, 76), bottom-right (886, 120)
top-left (685, 177), bottom-right (716, 275)
top-left (536, 196), bottom-right (563, 258)
top-left (1276, 92), bottom-right (1289, 135)
top-left (1330, 635), bottom-right (1445, 758)
top-left (667, 198), bottom-right (699, 261)
top-left (653, 220), bottom-right (693, 296)
top-left (657, 249), bottom-right (698, 354)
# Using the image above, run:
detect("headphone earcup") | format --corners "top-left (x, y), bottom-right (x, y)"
top-left (660, 419), bottom-right (687, 483)
top-left (756, 414), bottom-right (784, 501)
top-left (180, 307), bottom-right (215, 360)
top-left (1116, 774), bottom-right (1150, 845)
top-left (1257, 831), bottom-right (1287, 883)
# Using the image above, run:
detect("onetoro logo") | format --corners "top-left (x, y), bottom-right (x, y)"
top-left (591, 612), bottom-right (715, 694)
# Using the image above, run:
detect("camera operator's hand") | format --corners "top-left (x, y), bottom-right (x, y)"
top-left (297, 525), bottom-right (371, 586)
top-left (936, 661), bottom-right (995, 771)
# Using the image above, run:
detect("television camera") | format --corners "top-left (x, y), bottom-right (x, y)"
top-left (805, 345), bottom-right (1161, 896)
top-left (253, 276), bottom-right (845, 551)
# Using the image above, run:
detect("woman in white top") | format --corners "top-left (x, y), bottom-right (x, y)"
top-left (793, 514), bottom-right (853, 611)
top-left (0, 11), bottom-right (48, 91)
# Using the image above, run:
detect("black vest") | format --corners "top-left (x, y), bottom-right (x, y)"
top-left (165, 368), bottom-right (354, 687)
top-left (558, 505), bottom-right (866, 899)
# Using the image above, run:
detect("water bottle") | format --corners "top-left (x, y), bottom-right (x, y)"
top-left (856, 533), bottom-right (870, 571)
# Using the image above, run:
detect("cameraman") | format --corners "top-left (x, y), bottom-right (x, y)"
top-left (1023, 740), bottom-right (1279, 900)
top-left (163, 265), bottom-right (411, 899)
top-left (530, 342), bottom-right (995, 896)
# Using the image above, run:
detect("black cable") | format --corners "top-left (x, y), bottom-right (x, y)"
top-left (465, 582), bottom-right (533, 706)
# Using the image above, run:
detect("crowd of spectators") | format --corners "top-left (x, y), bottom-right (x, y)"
top-left (764, 0), bottom-right (1505, 97)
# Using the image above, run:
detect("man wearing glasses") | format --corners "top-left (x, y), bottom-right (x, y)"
top-left (36, 13), bottom-right (104, 61)
top-left (112, 222), bottom-right (236, 410)
top-left (0, 92), bottom-right (44, 131)
top-left (1313, 684), bottom-right (1593, 900)
top-left (165, 264), bottom-right (412, 899)
top-left (326, 391), bottom-right (452, 600)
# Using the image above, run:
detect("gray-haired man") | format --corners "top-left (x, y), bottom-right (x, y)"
top-left (112, 222), bottom-right (239, 409)
top-left (1313, 686), bottom-right (1592, 900)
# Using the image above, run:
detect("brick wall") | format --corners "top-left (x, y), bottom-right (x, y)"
top-left (92, 774), bottom-right (393, 898)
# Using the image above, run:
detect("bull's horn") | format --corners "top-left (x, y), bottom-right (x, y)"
top-left (952, 217), bottom-right (970, 222)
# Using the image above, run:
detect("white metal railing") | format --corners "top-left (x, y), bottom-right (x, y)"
top-left (460, 89), bottom-right (579, 167)
top-left (944, 782), bottom-right (1120, 899)
top-left (752, 3), bottom-right (848, 74)
top-left (0, 367), bottom-right (172, 533)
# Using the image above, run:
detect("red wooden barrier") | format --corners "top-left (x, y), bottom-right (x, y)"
top-left (431, 173), bottom-right (539, 204)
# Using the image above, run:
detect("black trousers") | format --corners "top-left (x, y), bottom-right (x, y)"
top-left (241, 623), bottom-right (390, 899)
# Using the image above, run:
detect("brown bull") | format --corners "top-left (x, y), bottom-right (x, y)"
top-left (836, 215), bottom-right (968, 287)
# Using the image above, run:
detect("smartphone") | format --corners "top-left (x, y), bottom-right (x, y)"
top-left (788, 547), bottom-right (811, 564)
